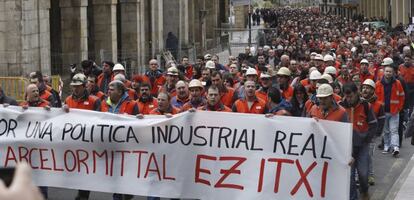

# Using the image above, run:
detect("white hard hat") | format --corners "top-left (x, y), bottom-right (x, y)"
top-left (381, 57), bottom-right (393, 66)
top-left (188, 79), bottom-right (203, 88)
top-left (277, 67), bottom-right (291, 76)
top-left (314, 54), bottom-right (324, 61)
top-left (166, 66), bottom-right (179, 75)
top-left (316, 84), bottom-right (333, 97)
top-left (260, 72), bottom-right (271, 79)
top-left (323, 54), bottom-right (334, 62)
top-left (70, 73), bottom-right (87, 86)
top-left (277, 45), bottom-right (284, 50)
top-left (321, 74), bottom-right (333, 83)
top-left (205, 60), bottom-right (216, 69)
top-left (351, 47), bottom-right (357, 52)
top-left (309, 67), bottom-right (317, 73)
top-left (113, 63), bottom-right (125, 71)
top-left (365, 27), bottom-right (369, 32)
top-left (245, 67), bottom-right (257, 76)
top-left (360, 59), bottom-right (369, 64)
top-left (114, 74), bottom-right (126, 82)
top-left (324, 66), bottom-right (337, 75)
top-left (309, 70), bottom-right (322, 80)
top-left (204, 54), bottom-right (212, 60)
top-left (362, 40), bottom-right (369, 45)
top-left (362, 79), bottom-right (376, 89)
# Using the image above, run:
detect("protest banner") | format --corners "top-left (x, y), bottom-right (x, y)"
top-left (0, 106), bottom-right (352, 199)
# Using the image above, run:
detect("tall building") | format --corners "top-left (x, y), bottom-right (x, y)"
top-left (0, 0), bottom-right (230, 76)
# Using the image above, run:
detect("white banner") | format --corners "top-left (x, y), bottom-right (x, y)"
top-left (0, 106), bottom-right (352, 200)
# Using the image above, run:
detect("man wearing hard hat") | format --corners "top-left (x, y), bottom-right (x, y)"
top-left (181, 79), bottom-right (206, 111)
top-left (307, 83), bottom-right (348, 122)
top-left (340, 82), bottom-right (378, 200)
top-left (112, 63), bottom-right (131, 88)
top-left (277, 67), bottom-right (294, 101)
top-left (361, 79), bottom-right (385, 186)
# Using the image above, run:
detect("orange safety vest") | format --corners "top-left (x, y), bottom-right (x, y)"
top-left (97, 73), bottom-right (114, 92)
top-left (93, 91), bottom-right (106, 101)
top-left (308, 104), bottom-right (348, 122)
top-left (40, 90), bottom-right (53, 103)
top-left (370, 99), bottom-right (384, 118)
top-left (137, 98), bottom-right (158, 115)
top-left (399, 64), bottom-right (414, 84)
top-left (255, 90), bottom-right (268, 102)
top-left (198, 103), bottom-right (231, 112)
top-left (142, 74), bottom-right (166, 96)
top-left (65, 95), bottom-right (101, 111)
top-left (375, 79), bottom-right (405, 115)
top-left (20, 99), bottom-right (50, 108)
top-left (300, 79), bottom-right (316, 95)
top-left (343, 102), bottom-right (370, 133)
top-left (149, 106), bottom-right (180, 115)
top-left (127, 88), bottom-right (138, 100)
top-left (233, 97), bottom-right (266, 114)
top-left (101, 99), bottom-right (138, 115)
top-left (220, 87), bottom-right (236, 108)
top-left (282, 85), bottom-right (294, 101)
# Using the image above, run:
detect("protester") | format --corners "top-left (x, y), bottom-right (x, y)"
top-left (361, 79), bottom-right (385, 185)
top-left (198, 86), bottom-right (231, 112)
top-left (232, 80), bottom-right (267, 114)
top-left (97, 61), bottom-right (115, 93)
top-left (340, 82), bottom-right (378, 200)
top-left (64, 73), bottom-right (101, 200)
top-left (149, 92), bottom-right (180, 115)
top-left (171, 80), bottom-right (190, 109)
top-left (375, 62), bottom-right (405, 156)
top-left (181, 79), bottom-right (206, 111)
top-left (142, 59), bottom-right (166, 96)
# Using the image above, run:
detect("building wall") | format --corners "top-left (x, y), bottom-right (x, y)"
top-left (357, 0), bottom-right (411, 27)
top-left (0, 0), bottom-right (51, 76)
top-left (0, 0), bottom-right (226, 76)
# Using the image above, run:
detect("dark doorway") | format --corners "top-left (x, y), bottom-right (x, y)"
top-left (50, 0), bottom-right (62, 75)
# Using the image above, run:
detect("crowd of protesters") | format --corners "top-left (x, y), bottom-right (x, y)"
top-left (2, 7), bottom-right (414, 200)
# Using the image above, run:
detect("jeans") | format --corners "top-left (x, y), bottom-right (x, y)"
top-left (382, 113), bottom-right (400, 150)
top-left (368, 141), bottom-right (375, 176)
top-left (350, 145), bottom-right (370, 200)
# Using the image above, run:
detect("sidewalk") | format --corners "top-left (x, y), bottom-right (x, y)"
top-left (387, 154), bottom-right (414, 200)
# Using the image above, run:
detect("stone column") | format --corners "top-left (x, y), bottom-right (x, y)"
top-left (179, 0), bottom-right (190, 59)
top-left (0, 0), bottom-right (51, 76)
top-left (91, 0), bottom-right (117, 63)
top-left (119, 0), bottom-right (145, 73)
top-left (150, 0), bottom-right (164, 58)
top-left (402, 0), bottom-right (409, 24)
top-left (60, 0), bottom-right (88, 69)
top-left (391, 0), bottom-right (398, 27)
top-left (205, 0), bottom-right (217, 40)
top-left (38, 0), bottom-right (51, 75)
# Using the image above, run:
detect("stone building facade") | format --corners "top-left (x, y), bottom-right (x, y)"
top-left (357, 0), bottom-right (413, 27)
top-left (0, 0), bottom-right (229, 76)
